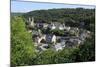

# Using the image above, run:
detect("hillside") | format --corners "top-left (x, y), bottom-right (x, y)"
top-left (23, 8), bottom-right (94, 21)
top-left (11, 12), bottom-right (25, 16)
top-left (23, 8), bottom-right (95, 31)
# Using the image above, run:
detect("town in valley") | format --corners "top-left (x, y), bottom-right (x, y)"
top-left (26, 17), bottom-right (91, 52)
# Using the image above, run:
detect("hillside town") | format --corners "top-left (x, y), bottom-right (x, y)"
top-left (26, 17), bottom-right (91, 52)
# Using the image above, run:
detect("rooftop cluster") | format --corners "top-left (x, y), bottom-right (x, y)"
top-left (26, 17), bottom-right (91, 52)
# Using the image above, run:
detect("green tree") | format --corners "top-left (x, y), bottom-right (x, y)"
top-left (34, 49), bottom-right (56, 64)
top-left (75, 34), bottom-right (95, 62)
top-left (11, 16), bottom-right (36, 66)
top-left (50, 29), bottom-right (65, 36)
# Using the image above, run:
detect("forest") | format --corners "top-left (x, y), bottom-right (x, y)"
top-left (22, 8), bottom-right (95, 32)
top-left (11, 8), bottom-right (95, 66)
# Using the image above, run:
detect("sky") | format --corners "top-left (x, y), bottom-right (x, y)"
top-left (11, 1), bottom-right (95, 13)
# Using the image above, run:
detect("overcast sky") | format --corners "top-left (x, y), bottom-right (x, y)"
top-left (11, 1), bottom-right (95, 13)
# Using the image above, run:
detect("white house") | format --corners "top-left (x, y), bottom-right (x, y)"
top-left (51, 35), bottom-right (56, 44)
top-left (48, 23), bottom-right (56, 30)
top-left (39, 44), bottom-right (48, 51)
top-left (36, 35), bottom-right (46, 44)
top-left (54, 43), bottom-right (65, 51)
top-left (48, 22), bottom-right (65, 30)
top-left (34, 33), bottom-right (56, 45)
top-left (65, 26), bottom-right (71, 31)
top-left (46, 34), bottom-right (56, 44)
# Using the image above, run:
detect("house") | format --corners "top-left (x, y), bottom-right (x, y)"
top-left (58, 23), bottom-right (65, 30)
top-left (54, 43), bottom-right (65, 51)
top-left (36, 21), bottom-right (48, 29)
top-left (65, 26), bottom-right (71, 31)
top-left (33, 33), bottom-right (56, 45)
top-left (48, 23), bottom-right (56, 30)
top-left (46, 34), bottom-right (56, 44)
top-left (65, 41), bottom-right (74, 48)
top-left (32, 30), bottom-right (39, 35)
top-left (80, 22), bottom-right (85, 28)
top-left (79, 30), bottom-right (91, 41)
top-left (43, 23), bottom-right (48, 29)
top-left (48, 22), bottom-right (65, 30)
top-left (38, 44), bottom-right (49, 51)
top-left (36, 22), bottom-right (44, 28)
top-left (69, 38), bottom-right (80, 45)
top-left (35, 35), bottom-right (46, 44)
top-left (69, 27), bottom-right (79, 36)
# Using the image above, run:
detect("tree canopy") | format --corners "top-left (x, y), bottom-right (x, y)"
top-left (11, 16), bottom-right (36, 66)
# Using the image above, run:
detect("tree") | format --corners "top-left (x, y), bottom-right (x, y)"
top-left (50, 29), bottom-right (65, 36)
top-left (11, 16), bottom-right (36, 66)
top-left (75, 34), bottom-right (95, 62)
top-left (33, 49), bottom-right (56, 64)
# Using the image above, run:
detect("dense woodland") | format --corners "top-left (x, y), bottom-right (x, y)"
top-left (23, 8), bottom-right (95, 31)
top-left (11, 8), bottom-right (95, 66)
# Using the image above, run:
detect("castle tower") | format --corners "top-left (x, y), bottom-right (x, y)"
top-left (27, 17), bottom-right (35, 27)
top-left (30, 17), bottom-right (34, 27)
top-left (29, 17), bottom-right (31, 22)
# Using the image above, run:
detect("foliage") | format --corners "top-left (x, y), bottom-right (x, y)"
top-left (23, 8), bottom-right (95, 26)
top-left (11, 16), bottom-right (36, 66)
top-left (75, 34), bottom-right (95, 62)
top-left (33, 49), bottom-right (56, 64)
top-left (50, 29), bottom-right (65, 36)
top-left (33, 47), bottom-right (80, 64)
